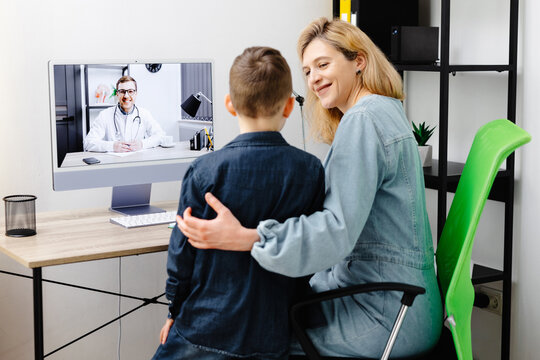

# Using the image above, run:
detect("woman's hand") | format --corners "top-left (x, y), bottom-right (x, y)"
top-left (177, 192), bottom-right (260, 251)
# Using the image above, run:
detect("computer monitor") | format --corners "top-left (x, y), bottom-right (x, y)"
top-left (48, 60), bottom-right (214, 215)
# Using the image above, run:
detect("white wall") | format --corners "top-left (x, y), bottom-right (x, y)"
top-left (512, 0), bottom-right (540, 358)
top-left (0, 1), bottom-right (331, 359)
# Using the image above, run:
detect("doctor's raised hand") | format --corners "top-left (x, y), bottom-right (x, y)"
top-left (177, 192), bottom-right (258, 251)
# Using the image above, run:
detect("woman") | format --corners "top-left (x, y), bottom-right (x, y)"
top-left (178, 17), bottom-right (442, 358)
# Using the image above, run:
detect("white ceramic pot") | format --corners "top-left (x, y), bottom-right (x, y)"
top-left (418, 145), bottom-right (432, 167)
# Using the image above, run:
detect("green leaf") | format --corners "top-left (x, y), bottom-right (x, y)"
top-left (411, 121), bottom-right (436, 146)
top-left (109, 85), bottom-right (117, 99)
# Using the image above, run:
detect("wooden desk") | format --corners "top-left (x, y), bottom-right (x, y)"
top-left (0, 202), bottom-right (176, 359)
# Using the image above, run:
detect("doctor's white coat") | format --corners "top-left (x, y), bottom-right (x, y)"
top-left (83, 105), bottom-right (166, 152)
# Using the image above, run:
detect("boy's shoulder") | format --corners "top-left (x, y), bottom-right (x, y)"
top-left (281, 145), bottom-right (323, 167)
top-left (192, 138), bottom-right (322, 168)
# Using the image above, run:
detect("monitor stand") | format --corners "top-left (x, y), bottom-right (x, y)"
top-left (110, 184), bottom-right (165, 216)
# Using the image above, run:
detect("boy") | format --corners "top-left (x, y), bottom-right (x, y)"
top-left (152, 47), bottom-right (325, 360)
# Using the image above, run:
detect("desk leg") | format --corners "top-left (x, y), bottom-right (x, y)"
top-left (33, 268), bottom-right (44, 360)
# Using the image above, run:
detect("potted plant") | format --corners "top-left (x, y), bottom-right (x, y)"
top-left (412, 121), bottom-right (436, 167)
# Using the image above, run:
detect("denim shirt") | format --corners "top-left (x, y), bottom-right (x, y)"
top-left (254, 95), bottom-right (443, 356)
top-left (165, 132), bottom-right (325, 359)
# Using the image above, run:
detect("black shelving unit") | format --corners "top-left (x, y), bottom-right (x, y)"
top-left (418, 2), bottom-right (518, 359)
top-left (333, 1), bottom-right (519, 359)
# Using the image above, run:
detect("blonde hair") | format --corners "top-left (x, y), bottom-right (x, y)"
top-left (229, 46), bottom-right (292, 118)
top-left (298, 17), bottom-right (404, 144)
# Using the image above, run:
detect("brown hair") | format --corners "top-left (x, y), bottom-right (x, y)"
top-left (229, 46), bottom-right (292, 118)
top-left (297, 17), bottom-right (404, 144)
top-left (116, 75), bottom-right (137, 91)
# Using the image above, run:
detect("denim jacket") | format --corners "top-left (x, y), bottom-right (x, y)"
top-left (254, 95), bottom-right (443, 357)
top-left (165, 132), bottom-right (325, 359)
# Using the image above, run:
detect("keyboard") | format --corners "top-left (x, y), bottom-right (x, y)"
top-left (110, 211), bottom-right (177, 228)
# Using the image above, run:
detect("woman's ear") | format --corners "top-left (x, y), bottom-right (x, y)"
top-left (356, 53), bottom-right (367, 73)
top-left (224, 94), bottom-right (237, 116)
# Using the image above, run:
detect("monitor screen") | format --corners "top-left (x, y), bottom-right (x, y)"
top-left (48, 60), bottom-right (214, 214)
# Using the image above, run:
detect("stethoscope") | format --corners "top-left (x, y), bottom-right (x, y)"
top-left (113, 104), bottom-right (142, 141)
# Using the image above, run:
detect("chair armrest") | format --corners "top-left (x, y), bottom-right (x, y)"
top-left (290, 282), bottom-right (425, 360)
top-left (292, 282), bottom-right (425, 310)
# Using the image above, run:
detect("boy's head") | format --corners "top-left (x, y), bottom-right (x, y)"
top-left (229, 46), bottom-right (293, 119)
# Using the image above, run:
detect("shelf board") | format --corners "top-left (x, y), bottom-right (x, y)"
top-left (85, 64), bottom-right (128, 70)
top-left (394, 64), bottom-right (440, 72)
top-left (423, 160), bottom-right (464, 180)
top-left (395, 64), bottom-right (513, 73)
top-left (87, 104), bottom-right (116, 109)
top-left (472, 264), bottom-right (504, 285)
top-left (449, 64), bottom-right (513, 73)
top-left (424, 160), bottom-right (511, 202)
top-left (177, 119), bottom-right (212, 124)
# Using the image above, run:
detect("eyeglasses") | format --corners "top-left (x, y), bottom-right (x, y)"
top-left (117, 89), bottom-right (137, 96)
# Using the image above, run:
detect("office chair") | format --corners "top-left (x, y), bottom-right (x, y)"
top-left (289, 119), bottom-right (531, 360)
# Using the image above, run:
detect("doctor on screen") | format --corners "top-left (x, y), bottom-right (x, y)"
top-left (84, 75), bottom-right (166, 153)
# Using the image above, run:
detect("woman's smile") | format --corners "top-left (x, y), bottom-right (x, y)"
top-left (316, 83), bottom-right (331, 97)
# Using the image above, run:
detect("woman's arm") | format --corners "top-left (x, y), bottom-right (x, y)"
top-left (178, 187), bottom-right (362, 278)
top-left (178, 192), bottom-right (259, 251)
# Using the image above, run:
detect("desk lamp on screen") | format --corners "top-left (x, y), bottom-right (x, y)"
top-left (49, 60), bottom-right (214, 215)
top-left (181, 91), bottom-right (213, 117)
top-left (181, 92), bottom-right (214, 151)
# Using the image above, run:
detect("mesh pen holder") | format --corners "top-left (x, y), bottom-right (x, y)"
top-left (3, 195), bottom-right (37, 237)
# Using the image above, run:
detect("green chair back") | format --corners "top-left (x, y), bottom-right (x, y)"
top-left (435, 119), bottom-right (531, 360)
